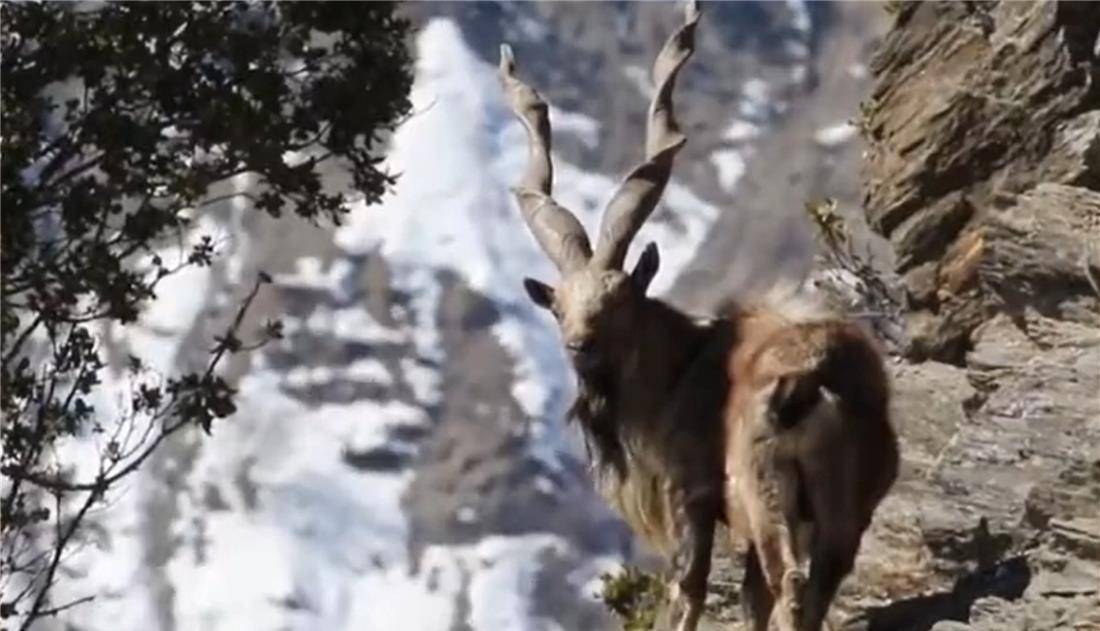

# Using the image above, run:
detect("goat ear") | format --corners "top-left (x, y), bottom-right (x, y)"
top-left (631, 242), bottom-right (660, 293)
top-left (523, 278), bottom-right (555, 310)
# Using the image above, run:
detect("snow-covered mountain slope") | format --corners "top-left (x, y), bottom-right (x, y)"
top-left (48, 3), bottom-right (884, 629)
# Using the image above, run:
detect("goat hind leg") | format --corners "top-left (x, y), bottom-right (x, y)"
top-left (799, 451), bottom-right (863, 631)
top-left (751, 526), bottom-right (805, 631)
top-left (747, 462), bottom-right (807, 631)
top-left (741, 546), bottom-right (774, 631)
top-left (799, 537), bottom-right (858, 631)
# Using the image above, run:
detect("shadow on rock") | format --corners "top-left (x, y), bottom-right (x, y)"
top-left (843, 556), bottom-right (1030, 631)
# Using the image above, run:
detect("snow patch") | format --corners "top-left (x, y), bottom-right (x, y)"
top-left (711, 149), bottom-right (747, 192)
top-left (739, 78), bottom-right (772, 121)
top-left (724, 119), bottom-right (762, 144)
top-left (814, 121), bottom-right (859, 148)
top-left (622, 65), bottom-right (652, 99)
top-left (550, 105), bottom-right (601, 150)
top-left (344, 358), bottom-right (393, 385)
top-left (847, 63), bottom-right (869, 80)
top-left (787, 0), bottom-right (812, 35)
top-left (400, 356), bottom-right (443, 406)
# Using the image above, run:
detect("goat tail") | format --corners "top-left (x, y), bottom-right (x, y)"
top-left (766, 321), bottom-right (890, 431)
top-left (767, 371), bottom-right (825, 429)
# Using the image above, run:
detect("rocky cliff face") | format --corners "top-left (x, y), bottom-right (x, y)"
top-left (863, 0), bottom-right (1100, 363)
top-left (699, 2), bottom-right (1100, 630)
top-left (858, 2), bottom-right (1099, 628)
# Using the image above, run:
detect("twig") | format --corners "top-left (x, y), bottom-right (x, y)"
top-left (1, 313), bottom-right (45, 369)
top-left (18, 487), bottom-right (98, 631)
top-left (30, 594), bottom-right (96, 619)
top-left (7, 275), bottom-right (269, 494)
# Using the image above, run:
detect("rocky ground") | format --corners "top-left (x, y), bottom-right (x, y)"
top-left (687, 2), bottom-right (1100, 630)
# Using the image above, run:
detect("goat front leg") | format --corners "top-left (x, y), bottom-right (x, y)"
top-left (667, 488), bottom-right (718, 631)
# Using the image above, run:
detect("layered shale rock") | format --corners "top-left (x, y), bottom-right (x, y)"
top-left (861, 0), bottom-right (1100, 362)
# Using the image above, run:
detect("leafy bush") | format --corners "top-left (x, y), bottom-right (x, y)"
top-left (600, 566), bottom-right (667, 631)
top-left (0, 3), bottom-right (413, 627)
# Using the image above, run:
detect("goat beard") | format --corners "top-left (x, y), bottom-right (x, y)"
top-left (567, 366), bottom-right (628, 480)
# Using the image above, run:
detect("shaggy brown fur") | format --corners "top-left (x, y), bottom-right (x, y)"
top-left (568, 305), bottom-right (731, 557)
top-left (557, 297), bottom-right (898, 631)
top-left (723, 305), bottom-right (899, 631)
